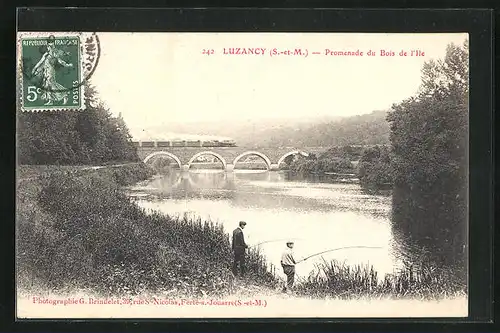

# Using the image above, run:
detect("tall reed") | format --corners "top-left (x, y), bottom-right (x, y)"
top-left (295, 258), bottom-right (466, 299)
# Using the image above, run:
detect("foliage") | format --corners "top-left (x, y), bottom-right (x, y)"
top-left (295, 259), bottom-right (466, 300)
top-left (387, 40), bottom-right (468, 271)
top-left (17, 84), bottom-right (138, 165)
top-left (358, 145), bottom-right (393, 190)
top-left (149, 157), bottom-right (179, 174)
top-left (388, 41), bottom-right (468, 188)
top-left (320, 145), bottom-right (364, 160)
top-left (241, 110), bottom-right (390, 147)
top-left (287, 147), bottom-right (355, 175)
top-left (17, 165), bottom-right (275, 296)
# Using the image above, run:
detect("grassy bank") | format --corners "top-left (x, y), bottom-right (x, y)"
top-left (16, 163), bottom-right (276, 297)
top-left (18, 163), bottom-right (146, 181)
top-left (295, 259), bottom-right (466, 300)
top-left (18, 165), bottom-right (91, 180)
top-left (17, 163), bottom-right (465, 300)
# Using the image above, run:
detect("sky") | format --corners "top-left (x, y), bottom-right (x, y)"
top-left (90, 32), bottom-right (468, 131)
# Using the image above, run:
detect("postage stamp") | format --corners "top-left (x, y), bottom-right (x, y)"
top-left (17, 32), bottom-right (100, 111)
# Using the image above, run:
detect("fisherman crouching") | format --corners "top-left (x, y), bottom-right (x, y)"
top-left (280, 241), bottom-right (303, 293)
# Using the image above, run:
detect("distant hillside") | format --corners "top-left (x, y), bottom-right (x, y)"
top-left (130, 115), bottom-right (341, 142)
top-left (129, 111), bottom-right (390, 148)
top-left (261, 110), bottom-right (390, 147)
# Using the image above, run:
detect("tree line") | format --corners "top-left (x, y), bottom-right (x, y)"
top-left (17, 84), bottom-right (139, 165)
top-left (249, 110), bottom-right (390, 147)
top-left (389, 40), bottom-right (468, 272)
top-left (358, 41), bottom-right (468, 198)
top-left (286, 144), bottom-right (394, 190)
top-left (293, 41), bottom-right (468, 202)
top-left (285, 145), bottom-right (364, 175)
top-left (287, 40), bottom-right (468, 276)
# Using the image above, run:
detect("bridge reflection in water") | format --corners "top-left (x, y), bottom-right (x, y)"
top-left (168, 170), bottom-right (279, 190)
top-left (133, 169), bottom-right (290, 203)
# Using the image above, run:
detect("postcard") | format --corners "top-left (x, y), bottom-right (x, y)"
top-left (16, 31), bottom-right (469, 318)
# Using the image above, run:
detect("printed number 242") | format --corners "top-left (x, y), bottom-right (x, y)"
top-left (202, 49), bottom-right (214, 55)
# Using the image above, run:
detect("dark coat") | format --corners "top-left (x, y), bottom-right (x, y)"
top-left (232, 227), bottom-right (247, 254)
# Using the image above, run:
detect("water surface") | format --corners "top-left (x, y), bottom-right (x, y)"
top-left (128, 170), bottom-right (401, 279)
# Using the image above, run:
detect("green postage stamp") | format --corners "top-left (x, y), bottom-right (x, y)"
top-left (17, 32), bottom-right (100, 111)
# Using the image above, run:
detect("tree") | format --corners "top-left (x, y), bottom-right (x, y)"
top-left (387, 40), bottom-right (468, 272)
top-left (17, 111), bottom-right (82, 165)
top-left (358, 145), bottom-right (393, 190)
top-left (288, 150), bottom-right (353, 175)
top-left (106, 112), bottom-right (138, 162)
top-left (17, 83), bottom-right (139, 165)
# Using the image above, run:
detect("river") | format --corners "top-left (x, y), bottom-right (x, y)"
top-left (128, 169), bottom-right (403, 279)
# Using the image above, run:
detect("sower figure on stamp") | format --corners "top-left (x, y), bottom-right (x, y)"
top-left (31, 35), bottom-right (73, 106)
top-left (232, 221), bottom-right (248, 277)
top-left (280, 241), bottom-right (305, 293)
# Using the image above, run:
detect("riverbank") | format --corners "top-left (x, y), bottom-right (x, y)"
top-left (16, 163), bottom-right (277, 298)
top-left (18, 163), bottom-right (145, 181)
top-left (17, 164), bottom-right (466, 312)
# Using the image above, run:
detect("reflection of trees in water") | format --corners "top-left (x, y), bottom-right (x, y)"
top-left (234, 171), bottom-right (273, 182)
top-left (185, 172), bottom-right (229, 189)
top-left (391, 184), bottom-right (467, 284)
top-left (146, 170), bottom-right (391, 219)
top-left (387, 41), bottom-right (468, 286)
top-left (230, 172), bottom-right (390, 217)
top-left (151, 172), bottom-right (236, 201)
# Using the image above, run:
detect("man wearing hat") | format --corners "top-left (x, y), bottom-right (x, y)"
top-left (232, 221), bottom-right (248, 277)
top-left (280, 241), bottom-right (301, 293)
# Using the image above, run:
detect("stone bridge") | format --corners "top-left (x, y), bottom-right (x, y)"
top-left (135, 143), bottom-right (328, 171)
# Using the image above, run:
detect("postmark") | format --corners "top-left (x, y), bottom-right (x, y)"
top-left (17, 32), bottom-right (100, 111)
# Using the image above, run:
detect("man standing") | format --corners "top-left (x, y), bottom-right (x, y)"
top-left (232, 221), bottom-right (248, 277)
top-left (280, 241), bottom-right (303, 293)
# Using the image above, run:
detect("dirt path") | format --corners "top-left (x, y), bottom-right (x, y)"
top-left (17, 163), bottom-right (140, 182)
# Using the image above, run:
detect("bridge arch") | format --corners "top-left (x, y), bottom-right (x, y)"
top-left (277, 150), bottom-right (310, 168)
top-left (188, 151), bottom-right (227, 170)
top-left (143, 151), bottom-right (182, 169)
top-left (232, 151), bottom-right (272, 170)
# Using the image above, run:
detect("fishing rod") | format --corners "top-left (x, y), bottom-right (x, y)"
top-left (250, 238), bottom-right (303, 248)
top-left (298, 246), bottom-right (383, 263)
